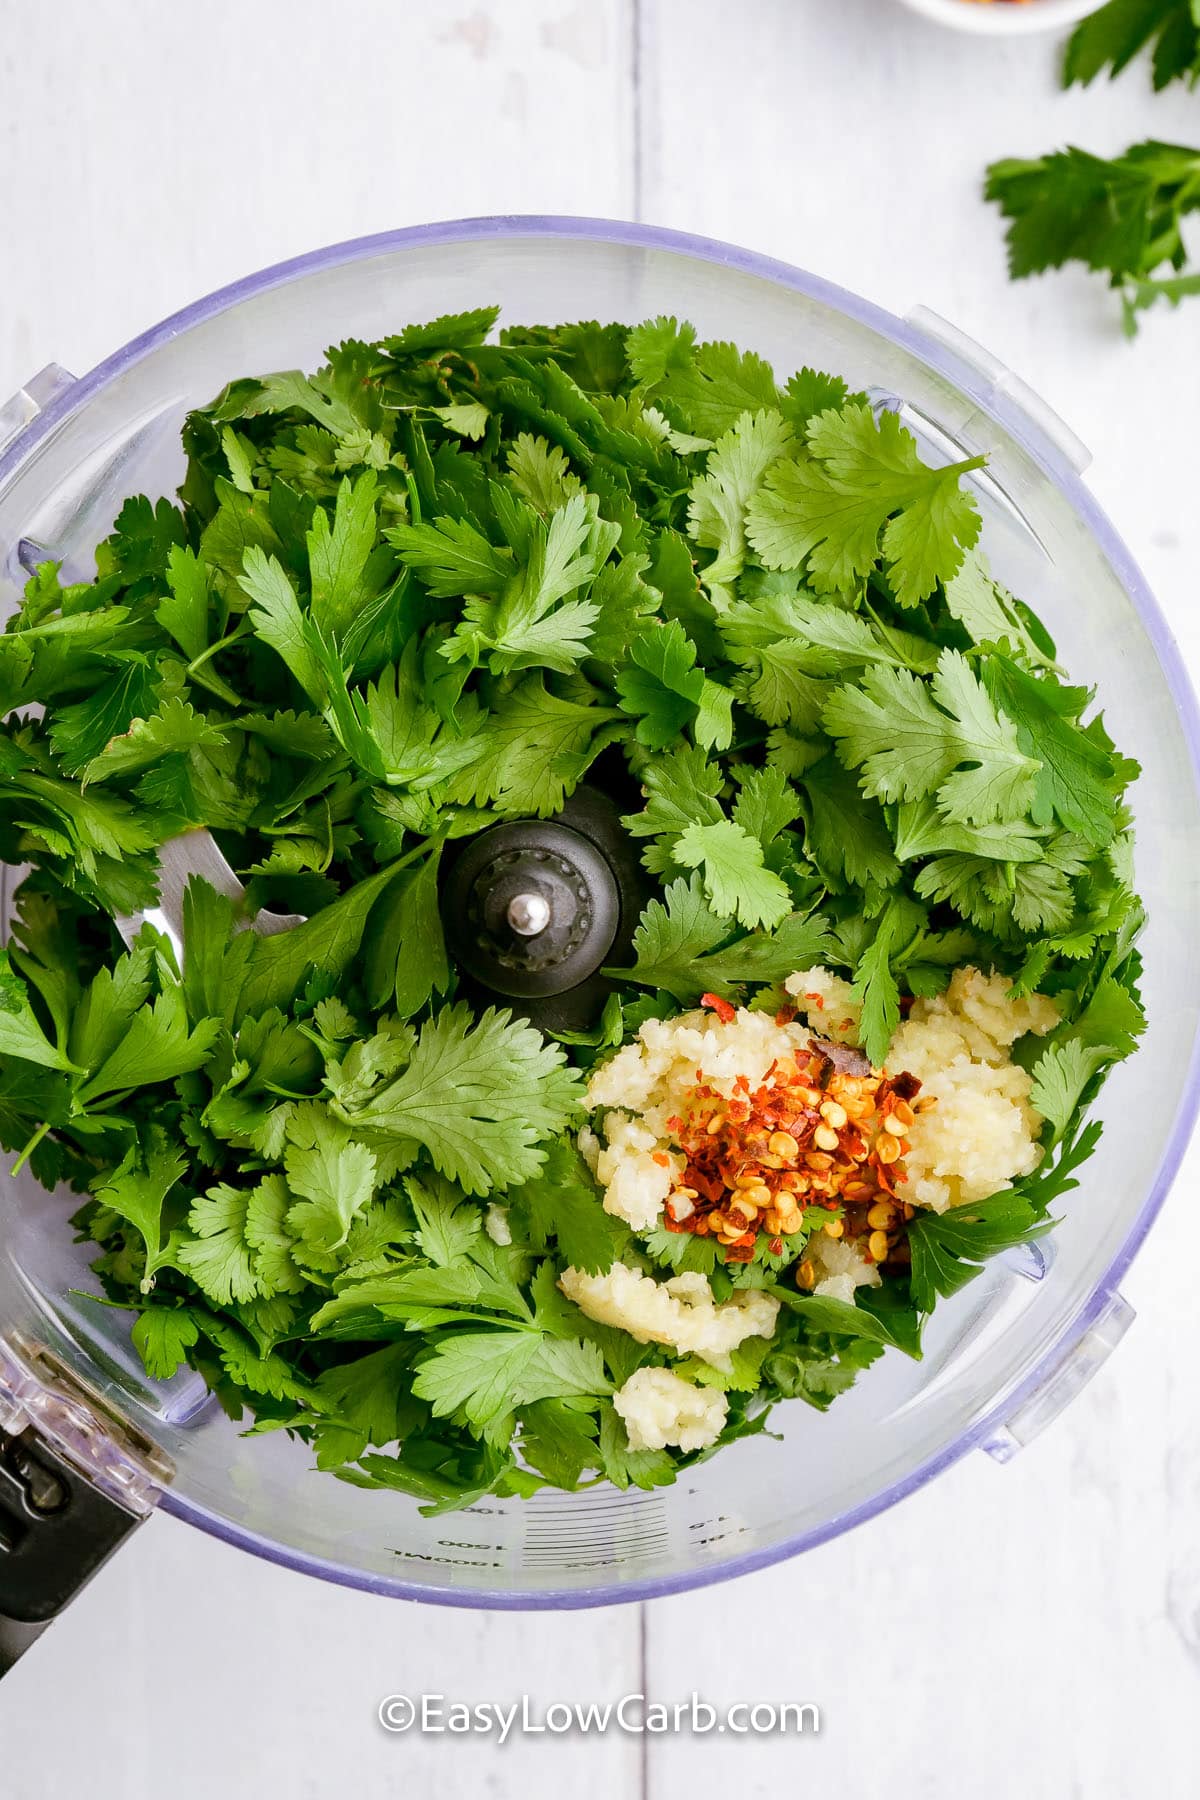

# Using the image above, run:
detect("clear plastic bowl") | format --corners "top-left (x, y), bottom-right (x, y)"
top-left (2, 218), bottom-right (1199, 1610)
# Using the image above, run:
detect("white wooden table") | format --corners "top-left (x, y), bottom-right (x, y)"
top-left (3, 4), bottom-right (1200, 1795)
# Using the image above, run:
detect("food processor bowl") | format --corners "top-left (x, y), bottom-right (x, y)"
top-left (2, 217), bottom-right (1199, 1613)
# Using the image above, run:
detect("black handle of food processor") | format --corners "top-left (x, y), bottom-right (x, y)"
top-left (0, 1423), bottom-right (143, 1675)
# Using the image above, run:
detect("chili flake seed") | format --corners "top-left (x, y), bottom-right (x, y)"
top-left (660, 1042), bottom-right (922, 1266)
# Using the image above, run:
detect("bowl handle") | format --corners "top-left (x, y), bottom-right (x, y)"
top-left (0, 364), bottom-right (78, 459)
top-left (0, 1336), bottom-right (163, 1676)
top-left (979, 1288), bottom-right (1135, 1463)
top-left (906, 307), bottom-right (1092, 478)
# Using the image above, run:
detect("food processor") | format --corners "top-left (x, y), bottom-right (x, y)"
top-left (2, 217), bottom-right (1198, 1667)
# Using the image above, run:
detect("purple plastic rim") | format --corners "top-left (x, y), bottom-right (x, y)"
top-left (4, 214), bottom-right (1200, 1611)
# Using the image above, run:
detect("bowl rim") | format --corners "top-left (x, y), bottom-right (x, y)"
top-left (892, 0), bottom-right (1103, 34)
top-left (4, 213), bottom-right (1199, 1610)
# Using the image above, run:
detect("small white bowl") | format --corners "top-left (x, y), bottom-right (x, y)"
top-left (895, 0), bottom-right (1103, 33)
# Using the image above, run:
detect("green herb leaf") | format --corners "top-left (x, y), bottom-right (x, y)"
top-left (674, 819), bottom-right (793, 930)
top-left (746, 405), bottom-right (984, 604)
top-left (339, 1006), bottom-right (583, 1195)
top-left (908, 1194), bottom-right (1052, 1313)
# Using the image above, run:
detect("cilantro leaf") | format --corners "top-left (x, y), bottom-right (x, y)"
top-left (83, 698), bottom-right (228, 786)
top-left (674, 819), bottom-right (793, 930)
top-left (687, 408), bottom-right (795, 600)
top-left (519, 1399), bottom-right (600, 1489)
top-left (824, 649), bottom-right (1040, 825)
top-left (732, 763), bottom-right (800, 846)
top-left (177, 1184), bottom-right (263, 1305)
top-left (77, 987), bottom-right (221, 1103)
top-left (799, 756), bottom-right (900, 891)
top-left (653, 336), bottom-right (781, 438)
top-left (406, 1173), bottom-right (484, 1267)
top-left (597, 1401), bottom-right (679, 1490)
top-left (774, 1288), bottom-right (921, 1355)
top-left (1064, 969), bottom-right (1147, 1057)
top-left (982, 656), bottom-right (1123, 847)
top-left (48, 660), bottom-right (164, 775)
top-left (232, 858), bottom-right (408, 1019)
top-left (850, 901), bottom-right (903, 1069)
top-left (761, 1331), bottom-right (884, 1412)
top-left (615, 618), bottom-right (734, 751)
top-left (932, 651), bottom-right (1042, 825)
top-left (439, 493), bottom-right (617, 677)
top-left (309, 1344), bottom-right (417, 1466)
top-left (1122, 268), bottom-right (1200, 331)
top-left (621, 742), bottom-right (725, 873)
top-left (385, 514), bottom-right (511, 598)
top-left (746, 404), bottom-right (984, 604)
top-left (307, 470), bottom-right (385, 637)
top-left (244, 1173), bottom-right (309, 1296)
top-left (943, 550), bottom-right (1057, 672)
top-left (781, 368), bottom-right (866, 435)
top-left (363, 844), bottom-right (448, 1016)
top-left (1028, 1040), bottom-right (1113, 1143)
top-left (605, 875), bottom-right (726, 998)
top-left (283, 1105), bottom-right (380, 1259)
top-left (915, 851), bottom-right (1076, 937)
top-left (507, 1138), bottom-right (631, 1275)
top-left (607, 875), bottom-right (831, 1003)
top-left (444, 677), bottom-right (620, 817)
top-left (132, 1307), bottom-right (200, 1381)
top-left (506, 433), bottom-right (584, 512)
top-left (626, 316), bottom-right (697, 388)
top-left (156, 545), bottom-right (211, 662)
top-left (413, 1329), bottom-right (609, 1440)
top-left (382, 306), bottom-right (499, 355)
top-left (338, 1005), bottom-right (583, 1195)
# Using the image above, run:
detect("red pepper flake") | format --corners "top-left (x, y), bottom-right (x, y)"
top-left (700, 992), bottom-right (736, 1024)
top-left (650, 1045), bottom-right (923, 1268)
top-left (806, 992), bottom-right (825, 1009)
top-left (775, 1003), bottom-right (797, 1026)
top-left (651, 1152), bottom-right (670, 1168)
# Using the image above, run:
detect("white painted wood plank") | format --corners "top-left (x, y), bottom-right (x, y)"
top-left (1, 1513), bottom-right (643, 1800)
top-left (0, 0), bottom-right (637, 402)
top-left (638, 6), bottom-right (1200, 1795)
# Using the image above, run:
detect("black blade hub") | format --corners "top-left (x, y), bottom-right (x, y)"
top-left (439, 782), bottom-right (648, 1033)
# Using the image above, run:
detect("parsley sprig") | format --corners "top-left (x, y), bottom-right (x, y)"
top-left (988, 0), bottom-right (1200, 333)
